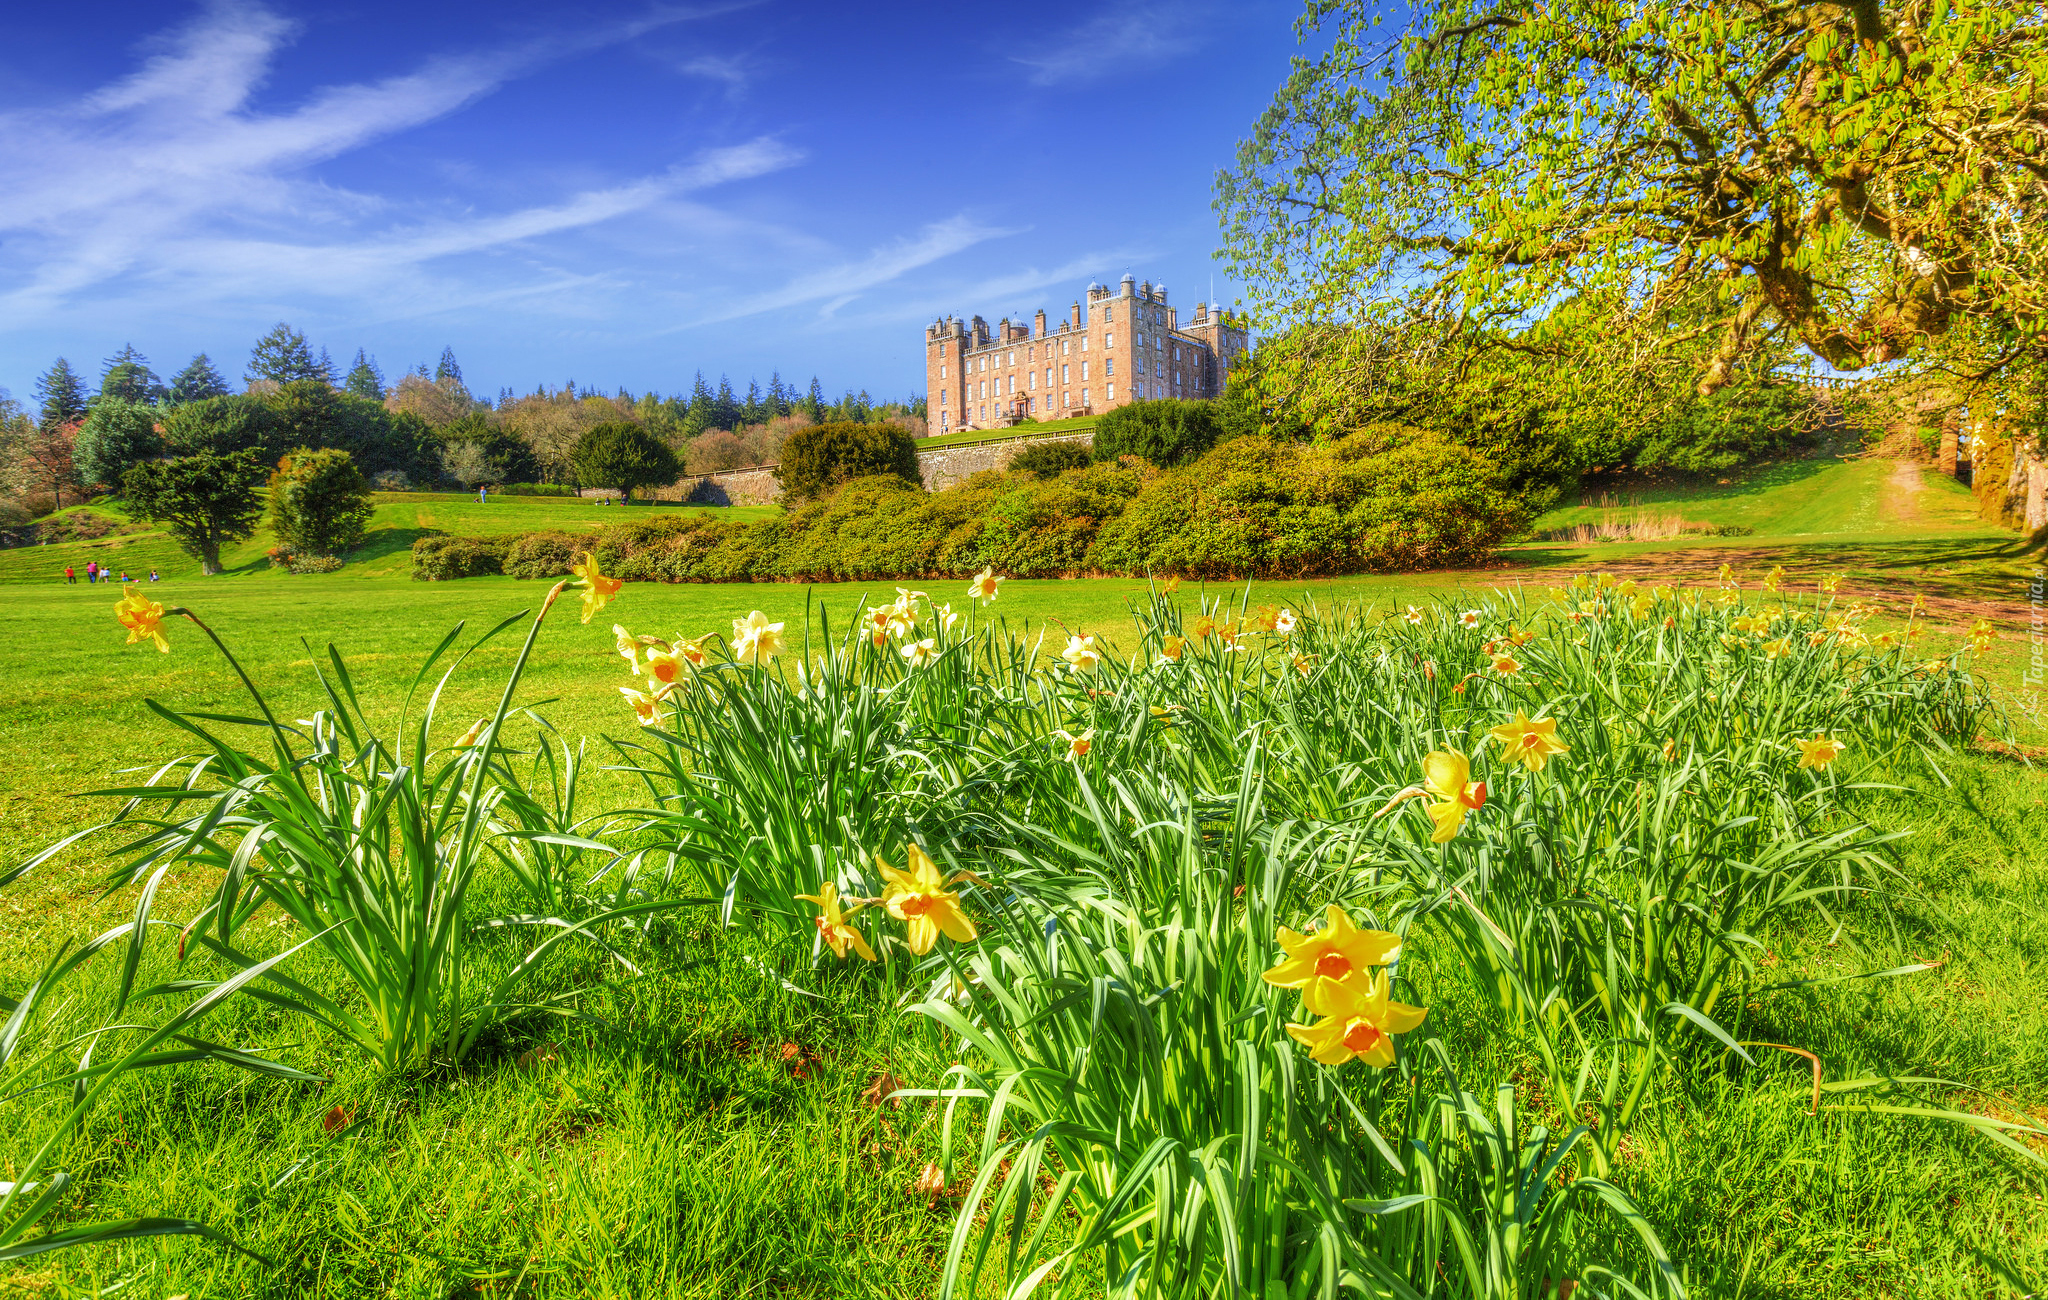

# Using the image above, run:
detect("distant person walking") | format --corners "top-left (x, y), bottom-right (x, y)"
top-left (64, 565), bottom-right (75, 584)
top-left (477, 486), bottom-right (487, 504)
top-left (85, 561), bottom-right (98, 584)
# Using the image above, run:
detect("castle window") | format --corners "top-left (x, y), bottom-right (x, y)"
top-left (1028, 371), bottom-right (1036, 389)
top-left (1082, 361), bottom-right (1089, 381)
top-left (1045, 367), bottom-right (1052, 387)
top-left (1105, 331), bottom-right (1113, 347)
top-left (1104, 305), bottom-right (1112, 322)
top-left (939, 390), bottom-right (946, 404)
top-left (1109, 383), bottom-right (1117, 400)
top-left (1105, 358), bottom-right (1115, 377)
top-left (1062, 364), bottom-right (1070, 384)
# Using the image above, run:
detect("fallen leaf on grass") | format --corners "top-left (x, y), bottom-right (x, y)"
top-left (863, 1071), bottom-right (905, 1109)
top-left (322, 1105), bottom-right (353, 1133)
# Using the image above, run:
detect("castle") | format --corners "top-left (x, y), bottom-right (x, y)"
top-left (925, 273), bottom-right (1248, 433)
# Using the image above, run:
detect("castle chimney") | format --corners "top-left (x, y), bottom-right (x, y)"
top-left (1034, 308), bottom-right (1046, 338)
top-left (1120, 272), bottom-right (1136, 297)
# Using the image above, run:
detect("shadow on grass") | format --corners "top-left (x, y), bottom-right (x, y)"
top-left (347, 526), bottom-right (437, 568)
top-left (1567, 452), bottom-right (1845, 510)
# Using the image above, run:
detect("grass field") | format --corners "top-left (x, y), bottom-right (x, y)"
top-left (914, 414), bottom-right (1098, 450)
top-left (1, 449), bottom-right (2043, 1297)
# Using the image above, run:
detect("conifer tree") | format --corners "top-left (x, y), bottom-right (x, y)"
top-left (343, 349), bottom-right (386, 401)
top-left (246, 323), bottom-right (324, 386)
top-left (168, 354), bottom-right (231, 404)
top-left (804, 377), bottom-right (825, 421)
top-left (742, 378), bottom-right (763, 426)
top-left (98, 344), bottom-right (165, 406)
top-left (34, 359), bottom-right (87, 431)
top-left (713, 375), bottom-right (739, 431)
top-left (435, 347), bottom-right (462, 384)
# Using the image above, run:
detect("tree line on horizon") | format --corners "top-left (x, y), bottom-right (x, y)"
top-left (0, 322), bottom-right (928, 514)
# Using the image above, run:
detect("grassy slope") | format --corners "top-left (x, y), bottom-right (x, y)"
top-left (2, 455), bottom-right (2043, 1296)
top-left (915, 415), bottom-right (1097, 450)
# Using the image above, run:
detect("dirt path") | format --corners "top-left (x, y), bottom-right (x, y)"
top-left (1884, 459), bottom-right (1926, 525)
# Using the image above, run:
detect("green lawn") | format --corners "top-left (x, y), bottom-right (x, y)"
top-left (2, 451), bottom-right (2044, 1295)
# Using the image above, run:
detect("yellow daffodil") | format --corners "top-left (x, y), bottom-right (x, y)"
top-left (1653, 583), bottom-right (1675, 601)
top-left (1292, 652), bottom-right (1316, 676)
top-left (933, 603), bottom-right (961, 633)
top-left (1148, 704), bottom-right (1181, 727)
top-left (1616, 578), bottom-right (1637, 597)
top-left (1191, 614), bottom-right (1217, 638)
top-left (1285, 969), bottom-right (1427, 1068)
top-left (1732, 615), bottom-right (1761, 634)
top-left (1061, 634), bottom-right (1102, 674)
top-left (1505, 624), bottom-right (1537, 647)
top-left (1274, 607), bottom-right (1298, 636)
top-left (570, 552), bottom-right (621, 624)
top-left (1808, 631), bottom-right (1829, 647)
top-left (1761, 565), bottom-right (1785, 593)
top-left (730, 610), bottom-right (785, 664)
top-left (1795, 734), bottom-right (1847, 769)
top-left (1546, 587), bottom-right (1568, 604)
top-left (1594, 572), bottom-right (1616, 591)
top-left (453, 717), bottom-right (488, 747)
top-left (796, 882), bottom-right (877, 962)
top-left (1404, 605), bottom-right (1426, 625)
top-left (642, 645), bottom-right (686, 696)
top-left (1717, 563), bottom-right (1736, 585)
top-left (1262, 904), bottom-right (1401, 1008)
top-left (1911, 592), bottom-right (1927, 613)
top-left (613, 624), bottom-right (648, 673)
top-left (1251, 605), bottom-right (1280, 633)
top-left (1761, 637), bottom-right (1791, 660)
top-left (1161, 575), bottom-right (1180, 594)
top-left (878, 844), bottom-right (977, 956)
top-left (1630, 595), bottom-right (1655, 618)
top-left (619, 685), bottom-right (661, 726)
top-left (1819, 573), bottom-right (1844, 593)
top-left (1570, 573), bottom-right (1591, 591)
top-left (1661, 738), bottom-right (1678, 762)
top-left (673, 634), bottom-right (711, 668)
top-left (1489, 652), bottom-right (1521, 675)
top-left (1421, 750), bottom-right (1487, 843)
top-left (900, 637), bottom-right (938, 667)
top-left (967, 566), bottom-right (1004, 604)
top-left (115, 584), bottom-right (170, 652)
top-left (1487, 711), bottom-right (1568, 772)
top-left (1054, 728), bottom-right (1094, 761)
top-left (1157, 634), bottom-right (1185, 663)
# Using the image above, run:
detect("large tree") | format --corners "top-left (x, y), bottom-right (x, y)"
top-left (34, 359), bottom-right (87, 431)
top-left (570, 422), bottom-right (681, 500)
top-left (123, 452), bottom-right (265, 575)
top-left (75, 400), bottom-right (164, 490)
top-left (1220, 0), bottom-right (2048, 394)
top-left (160, 394), bottom-right (279, 459)
top-left (99, 345), bottom-right (166, 406)
top-left (343, 349), bottom-right (386, 401)
top-left (168, 354), bottom-right (232, 404)
top-left (774, 420), bottom-right (919, 502)
top-left (246, 323), bottom-right (327, 386)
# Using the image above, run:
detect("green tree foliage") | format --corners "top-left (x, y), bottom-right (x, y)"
top-left (98, 344), bottom-right (166, 406)
top-left (123, 451), bottom-right (265, 575)
top-left (437, 411), bottom-right (539, 484)
top-left (343, 349), bottom-right (386, 401)
top-left (1636, 384), bottom-right (1813, 474)
top-left (269, 447), bottom-right (375, 559)
top-left (435, 347), bottom-right (463, 384)
top-left (774, 420), bottom-right (919, 502)
top-left (264, 380), bottom-right (430, 478)
top-left (34, 359), bottom-right (88, 431)
top-left (167, 354), bottom-right (231, 404)
top-left (160, 394), bottom-right (279, 460)
top-left (74, 400), bottom-right (164, 490)
top-left (246, 323), bottom-right (328, 386)
top-left (570, 422), bottom-right (681, 500)
top-left (1091, 399), bottom-right (1223, 467)
top-left (1009, 440), bottom-right (1094, 478)
top-left (1220, 0), bottom-right (2048, 393)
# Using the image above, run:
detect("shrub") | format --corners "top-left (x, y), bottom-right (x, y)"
top-left (775, 421), bottom-right (920, 501)
top-left (571, 422), bottom-right (681, 500)
top-left (1090, 398), bottom-right (1222, 467)
top-left (410, 534), bottom-right (512, 580)
top-left (1636, 383), bottom-right (1810, 473)
top-left (503, 529), bottom-right (585, 579)
top-left (1007, 439), bottom-right (1093, 478)
top-left (289, 553), bottom-right (344, 574)
top-left (269, 447), bottom-right (375, 559)
top-left (373, 469), bottom-right (412, 491)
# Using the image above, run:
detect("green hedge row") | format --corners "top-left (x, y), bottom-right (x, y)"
top-left (410, 430), bottom-right (1529, 582)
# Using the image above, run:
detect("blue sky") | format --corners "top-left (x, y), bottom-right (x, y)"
top-left (0, 0), bottom-right (1309, 406)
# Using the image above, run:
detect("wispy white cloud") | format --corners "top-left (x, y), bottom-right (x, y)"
top-left (0, 1), bottom-right (799, 329)
top-left (677, 52), bottom-right (755, 93)
top-left (675, 215), bottom-right (1020, 330)
top-left (1011, 2), bottom-right (1210, 86)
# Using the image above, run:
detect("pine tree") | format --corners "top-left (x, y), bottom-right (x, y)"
top-left (768, 371), bottom-right (790, 418)
top-left (34, 358), bottom-right (87, 431)
top-left (343, 349), bottom-right (386, 401)
top-left (313, 346), bottom-right (337, 386)
top-left (497, 386), bottom-right (515, 409)
top-left (99, 344), bottom-right (166, 405)
top-left (247, 323), bottom-right (324, 385)
top-left (804, 377), bottom-right (825, 421)
top-left (713, 375), bottom-right (740, 431)
top-left (436, 347), bottom-right (462, 384)
top-left (742, 379), bottom-right (763, 426)
top-left (168, 354), bottom-right (231, 404)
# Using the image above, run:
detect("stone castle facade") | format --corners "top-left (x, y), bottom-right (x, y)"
top-left (925, 273), bottom-right (1249, 433)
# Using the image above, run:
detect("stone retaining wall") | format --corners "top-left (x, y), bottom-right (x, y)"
top-left (649, 430), bottom-right (1096, 506)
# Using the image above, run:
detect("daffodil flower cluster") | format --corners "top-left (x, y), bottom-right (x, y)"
top-left (1262, 905), bottom-right (1425, 1069)
top-left (796, 844), bottom-right (979, 961)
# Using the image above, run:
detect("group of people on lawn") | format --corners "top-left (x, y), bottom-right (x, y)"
top-left (65, 561), bottom-right (158, 585)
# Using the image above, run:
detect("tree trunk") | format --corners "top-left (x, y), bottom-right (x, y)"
top-left (200, 537), bottom-right (222, 576)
